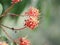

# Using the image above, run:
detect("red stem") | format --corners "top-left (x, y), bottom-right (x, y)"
top-left (0, 26), bottom-right (19, 44)
top-left (0, 4), bottom-right (15, 18)
top-left (1, 24), bottom-right (26, 30)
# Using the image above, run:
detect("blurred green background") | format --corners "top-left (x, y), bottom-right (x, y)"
top-left (0, 0), bottom-right (60, 45)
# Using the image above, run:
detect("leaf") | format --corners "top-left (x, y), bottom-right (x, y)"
top-left (11, 0), bottom-right (31, 14)
top-left (0, 3), bottom-right (3, 15)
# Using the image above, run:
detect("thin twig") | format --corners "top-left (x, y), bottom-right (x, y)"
top-left (1, 26), bottom-right (13, 40)
top-left (1, 24), bottom-right (26, 30)
top-left (0, 26), bottom-right (19, 44)
top-left (8, 13), bottom-right (28, 17)
top-left (8, 13), bottom-right (20, 17)
top-left (0, 4), bottom-right (15, 18)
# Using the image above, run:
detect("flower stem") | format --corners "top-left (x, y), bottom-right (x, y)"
top-left (8, 13), bottom-right (27, 17)
top-left (1, 24), bottom-right (26, 30)
top-left (0, 26), bottom-right (19, 44)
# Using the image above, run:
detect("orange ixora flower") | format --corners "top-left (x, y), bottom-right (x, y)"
top-left (12, 0), bottom-right (22, 4)
top-left (25, 7), bottom-right (40, 18)
top-left (19, 37), bottom-right (31, 45)
top-left (25, 17), bottom-right (39, 29)
top-left (0, 41), bottom-right (8, 45)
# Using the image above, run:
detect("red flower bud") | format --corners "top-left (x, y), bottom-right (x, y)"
top-left (12, 0), bottom-right (22, 4)
top-left (19, 37), bottom-right (30, 45)
top-left (25, 7), bottom-right (40, 18)
top-left (25, 17), bottom-right (39, 29)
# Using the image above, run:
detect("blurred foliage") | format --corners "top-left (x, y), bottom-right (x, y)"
top-left (0, 3), bottom-right (3, 15)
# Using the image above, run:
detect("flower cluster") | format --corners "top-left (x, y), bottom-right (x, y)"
top-left (11, 1), bottom-right (40, 30)
top-left (12, 0), bottom-right (22, 4)
top-left (25, 7), bottom-right (40, 18)
top-left (19, 37), bottom-right (30, 45)
top-left (25, 17), bottom-right (39, 29)
top-left (25, 7), bottom-right (40, 29)
top-left (0, 0), bottom-right (40, 45)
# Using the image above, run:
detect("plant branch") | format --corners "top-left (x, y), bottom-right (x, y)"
top-left (8, 13), bottom-right (27, 17)
top-left (1, 24), bottom-right (26, 30)
top-left (0, 26), bottom-right (19, 44)
top-left (0, 4), bottom-right (15, 18)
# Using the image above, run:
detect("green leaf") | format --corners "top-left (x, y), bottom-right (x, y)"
top-left (0, 3), bottom-right (3, 15)
top-left (11, 0), bottom-right (31, 14)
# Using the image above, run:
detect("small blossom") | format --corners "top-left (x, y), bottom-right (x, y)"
top-left (12, 0), bottom-right (22, 4)
top-left (0, 42), bottom-right (8, 45)
top-left (25, 17), bottom-right (39, 29)
top-left (25, 7), bottom-right (40, 18)
top-left (19, 37), bottom-right (30, 45)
